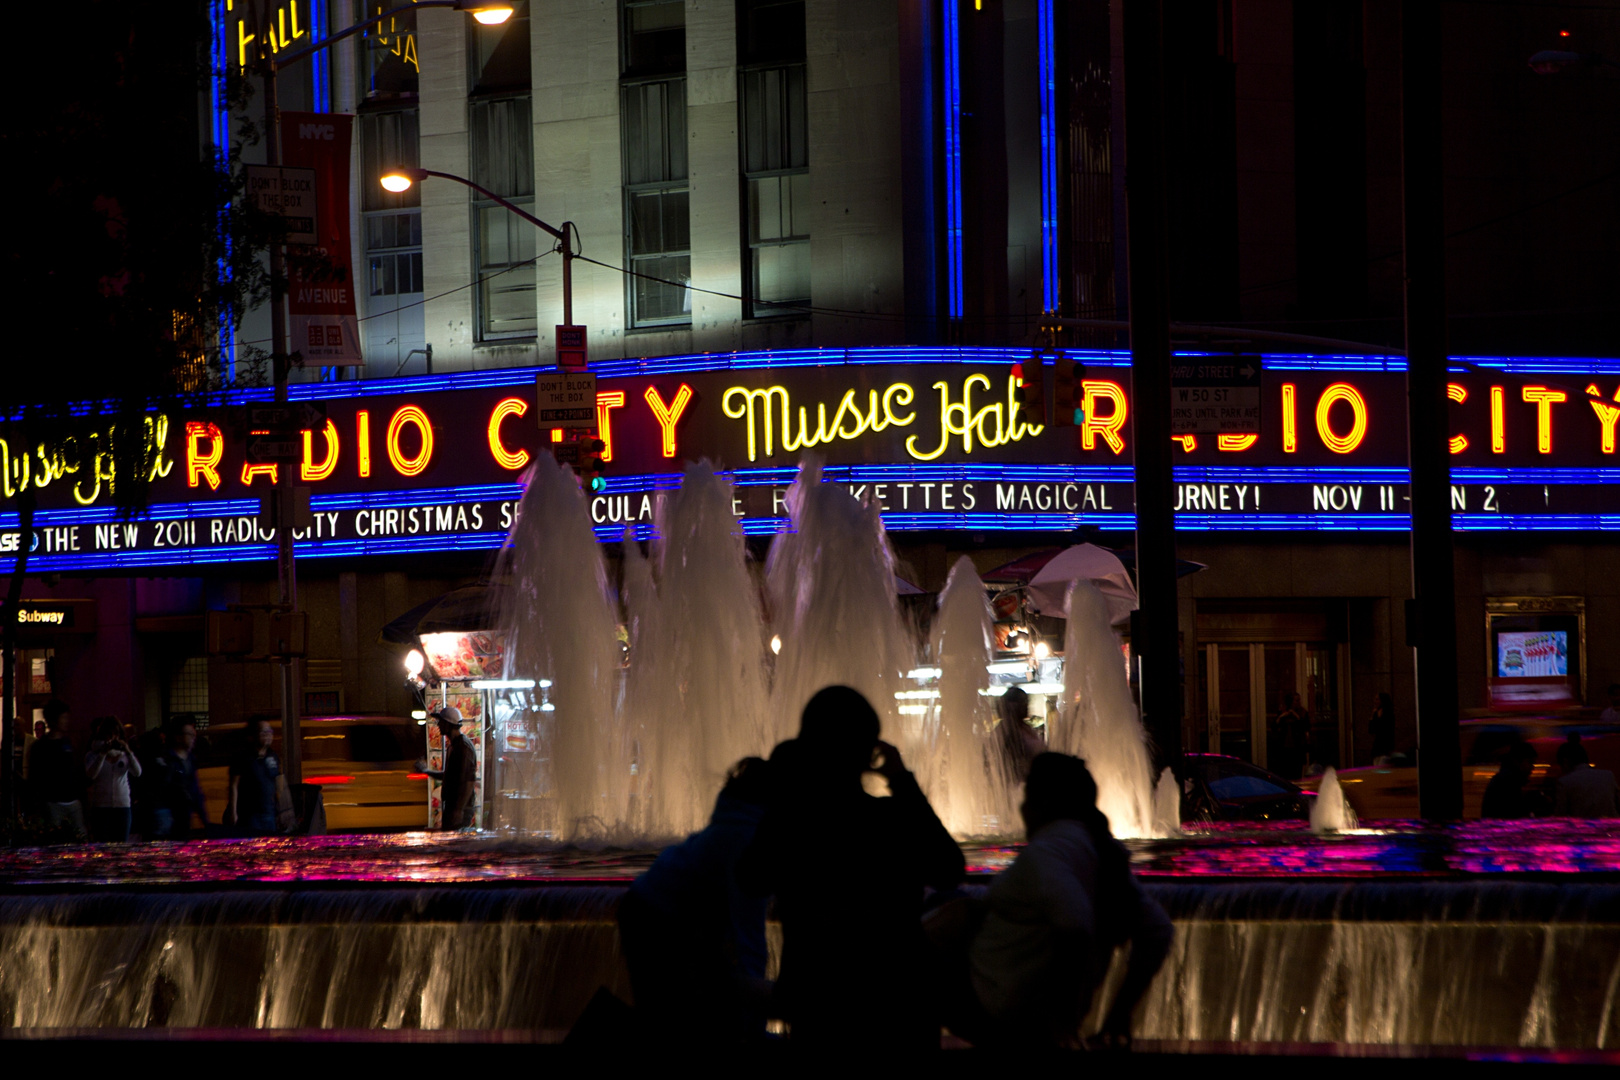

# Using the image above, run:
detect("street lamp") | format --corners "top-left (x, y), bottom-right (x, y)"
top-left (246, 0), bottom-right (515, 797)
top-left (378, 168), bottom-right (579, 326)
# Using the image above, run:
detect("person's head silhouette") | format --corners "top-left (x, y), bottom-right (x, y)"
top-left (1021, 751), bottom-right (1102, 836)
top-left (798, 685), bottom-right (881, 779)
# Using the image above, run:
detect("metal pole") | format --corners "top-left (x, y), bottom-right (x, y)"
top-left (561, 223), bottom-right (574, 327)
top-left (1122, 0), bottom-right (1182, 771)
top-left (1401, 1), bottom-right (1460, 819)
top-left (262, 64), bottom-right (303, 799)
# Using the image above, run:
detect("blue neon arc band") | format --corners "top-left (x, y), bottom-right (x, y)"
top-left (8, 508), bottom-right (1617, 573)
top-left (6, 465), bottom-right (1617, 531)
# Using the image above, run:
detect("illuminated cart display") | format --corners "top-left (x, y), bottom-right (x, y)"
top-left (411, 628), bottom-right (549, 830)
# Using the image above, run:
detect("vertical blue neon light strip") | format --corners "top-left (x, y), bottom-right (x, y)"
top-left (1037, 0), bottom-right (1059, 313)
top-left (210, 0), bottom-right (237, 384)
top-left (943, 0), bottom-right (965, 319)
top-left (311, 0), bottom-right (331, 112)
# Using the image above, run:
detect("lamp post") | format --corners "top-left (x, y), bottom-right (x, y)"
top-left (249, 1), bottom-right (512, 804)
top-left (378, 167), bottom-right (578, 326)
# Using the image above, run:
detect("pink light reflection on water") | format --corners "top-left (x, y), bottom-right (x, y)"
top-left (0, 820), bottom-right (1616, 887)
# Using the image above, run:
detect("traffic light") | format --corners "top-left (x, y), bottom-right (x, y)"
top-left (1052, 355), bottom-right (1082, 427)
top-left (583, 438), bottom-right (607, 493)
top-left (1015, 354), bottom-right (1046, 426)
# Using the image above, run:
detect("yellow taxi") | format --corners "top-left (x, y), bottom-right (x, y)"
top-left (1298, 713), bottom-right (1619, 819)
top-left (196, 716), bottom-right (428, 831)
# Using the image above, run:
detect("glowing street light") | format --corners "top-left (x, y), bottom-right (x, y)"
top-left (378, 167), bottom-right (579, 326)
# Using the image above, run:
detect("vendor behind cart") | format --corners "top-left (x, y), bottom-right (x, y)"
top-left (415, 706), bottom-right (478, 830)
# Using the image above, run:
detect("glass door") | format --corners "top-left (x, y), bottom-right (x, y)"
top-left (1200, 643), bottom-right (1261, 764)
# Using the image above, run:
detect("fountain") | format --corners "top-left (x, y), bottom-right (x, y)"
top-left (1311, 767), bottom-right (1360, 834)
top-left (1051, 581), bottom-right (1160, 838)
top-left (913, 555), bottom-right (1015, 838)
top-left (3, 458), bottom-right (1616, 1048)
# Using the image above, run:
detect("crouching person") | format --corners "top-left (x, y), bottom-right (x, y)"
top-left (967, 752), bottom-right (1173, 1048)
top-left (618, 757), bottom-right (774, 1045)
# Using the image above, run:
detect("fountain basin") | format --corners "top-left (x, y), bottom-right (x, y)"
top-left (2, 825), bottom-right (1617, 1046)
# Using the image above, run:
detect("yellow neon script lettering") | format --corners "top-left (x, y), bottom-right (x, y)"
top-left (723, 384), bottom-right (916, 461)
top-left (908, 374), bottom-right (1044, 460)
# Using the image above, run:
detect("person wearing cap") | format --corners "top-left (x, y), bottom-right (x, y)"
top-left (417, 707), bottom-right (478, 830)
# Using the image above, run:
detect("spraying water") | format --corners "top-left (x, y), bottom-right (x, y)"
top-left (620, 462), bottom-right (774, 840)
top-left (1153, 767), bottom-right (1182, 837)
top-left (762, 460), bottom-right (916, 749)
top-left (914, 556), bottom-right (1015, 837)
top-left (495, 456), bottom-right (625, 840)
top-left (497, 456), bottom-right (1165, 842)
top-left (1310, 767), bottom-right (1359, 833)
top-left (1053, 582), bottom-right (1160, 838)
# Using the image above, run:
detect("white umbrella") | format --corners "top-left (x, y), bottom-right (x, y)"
top-left (1025, 543), bottom-right (1139, 626)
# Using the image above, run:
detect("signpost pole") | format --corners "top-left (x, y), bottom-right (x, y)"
top-left (1122, 0), bottom-right (1183, 770)
top-left (1401, 0), bottom-right (1461, 819)
top-left (261, 62), bottom-right (303, 800)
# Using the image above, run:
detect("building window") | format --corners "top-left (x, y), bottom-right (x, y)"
top-left (470, 95), bottom-right (537, 340)
top-left (469, 0), bottom-right (531, 93)
top-left (168, 656), bottom-right (209, 728)
top-left (359, 109), bottom-right (424, 368)
top-left (622, 5), bottom-right (690, 328)
top-left (366, 212), bottom-right (423, 297)
top-left (623, 0), bottom-right (686, 77)
top-left (741, 65), bottom-right (808, 317)
top-left (359, 1), bottom-right (420, 101)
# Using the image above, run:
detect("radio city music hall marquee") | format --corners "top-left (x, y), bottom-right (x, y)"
top-left (1, 349), bottom-right (1615, 572)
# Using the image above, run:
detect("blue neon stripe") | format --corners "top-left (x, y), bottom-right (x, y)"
top-left (943, 0), bottom-right (965, 319)
top-left (310, 0), bottom-right (330, 112)
top-left (1037, 0), bottom-right (1059, 313)
top-left (30, 347), bottom-right (1617, 410)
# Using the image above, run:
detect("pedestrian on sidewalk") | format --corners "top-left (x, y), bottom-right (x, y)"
top-left (84, 716), bottom-right (141, 843)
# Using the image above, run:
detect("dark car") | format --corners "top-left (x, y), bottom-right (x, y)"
top-left (1174, 753), bottom-right (1311, 823)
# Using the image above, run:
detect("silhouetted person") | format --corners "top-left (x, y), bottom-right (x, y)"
top-left (227, 718), bottom-right (282, 836)
top-left (1553, 740), bottom-right (1620, 818)
top-left (1271, 693), bottom-right (1311, 779)
top-left (145, 721), bottom-right (206, 839)
top-left (619, 757), bottom-right (773, 1044)
top-left (996, 686), bottom-right (1045, 784)
top-left (1369, 692), bottom-right (1396, 761)
top-left (967, 753), bottom-right (1172, 1049)
top-left (738, 685), bottom-right (965, 1051)
top-left (29, 699), bottom-right (84, 838)
top-left (1482, 742), bottom-right (1544, 819)
top-left (84, 716), bottom-right (141, 843)
top-left (416, 707), bottom-right (477, 829)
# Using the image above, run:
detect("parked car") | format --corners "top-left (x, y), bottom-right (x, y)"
top-left (1174, 753), bottom-right (1311, 823)
top-left (196, 716), bottom-right (428, 831)
top-left (1296, 714), bottom-right (1620, 820)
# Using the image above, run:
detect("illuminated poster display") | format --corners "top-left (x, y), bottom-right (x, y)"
top-left (1496, 631), bottom-right (1568, 679)
top-left (0, 348), bottom-right (1615, 573)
